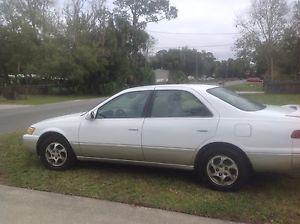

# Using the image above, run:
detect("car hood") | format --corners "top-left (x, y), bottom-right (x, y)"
top-left (34, 112), bottom-right (84, 126)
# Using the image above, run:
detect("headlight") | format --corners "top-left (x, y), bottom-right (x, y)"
top-left (26, 127), bottom-right (36, 135)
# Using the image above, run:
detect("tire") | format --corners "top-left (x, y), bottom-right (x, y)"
top-left (39, 135), bottom-right (76, 170)
top-left (197, 147), bottom-right (250, 191)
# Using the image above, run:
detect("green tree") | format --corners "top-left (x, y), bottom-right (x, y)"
top-left (169, 70), bottom-right (186, 83)
top-left (0, 0), bottom-right (171, 96)
top-left (150, 47), bottom-right (217, 78)
top-left (113, 0), bottom-right (177, 64)
top-left (0, 0), bottom-right (55, 80)
top-left (275, 1), bottom-right (300, 78)
top-left (235, 0), bottom-right (289, 80)
top-left (113, 0), bottom-right (177, 29)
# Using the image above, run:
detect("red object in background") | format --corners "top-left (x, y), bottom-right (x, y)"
top-left (246, 77), bottom-right (263, 83)
top-left (291, 130), bottom-right (300, 139)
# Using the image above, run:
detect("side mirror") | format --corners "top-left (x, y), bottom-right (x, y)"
top-left (86, 111), bottom-right (96, 120)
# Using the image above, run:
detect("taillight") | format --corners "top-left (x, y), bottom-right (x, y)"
top-left (291, 130), bottom-right (300, 138)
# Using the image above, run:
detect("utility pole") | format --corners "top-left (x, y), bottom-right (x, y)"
top-left (195, 50), bottom-right (199, 78)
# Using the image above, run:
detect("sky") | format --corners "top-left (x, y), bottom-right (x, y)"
top-left (146, 0), bottom-right (251, 60)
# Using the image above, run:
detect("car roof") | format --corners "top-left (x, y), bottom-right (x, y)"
top-left (124, 84), bottom-right (219, 92)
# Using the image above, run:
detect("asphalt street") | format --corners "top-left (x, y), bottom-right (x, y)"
top-left (0, 98), bottom-right (105, 134)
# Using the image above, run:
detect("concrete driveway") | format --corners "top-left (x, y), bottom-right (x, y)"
top-left (0, 185), bottom-right (240, 224)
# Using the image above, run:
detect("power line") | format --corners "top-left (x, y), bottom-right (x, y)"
top-left (147, 30), bottom-right (238, 36)
top-left (152, 44), bottom-right (233, 49)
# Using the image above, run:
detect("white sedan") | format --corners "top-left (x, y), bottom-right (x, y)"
top-left (23, 85), bottom-right (300, 191)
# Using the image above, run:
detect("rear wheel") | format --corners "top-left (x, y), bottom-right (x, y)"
top-left (198, 148), bottom-right (250, 191)
top-left (39, 135), bottom-right (76, 170)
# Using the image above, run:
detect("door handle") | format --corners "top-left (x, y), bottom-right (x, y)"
top-left (197, 130), bottom-right (208, 133)
top-left (128, 128), bottom-right (139, 132)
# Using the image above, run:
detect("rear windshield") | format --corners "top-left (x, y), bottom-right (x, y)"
top-left (207, 87), bottom-right (266, 112)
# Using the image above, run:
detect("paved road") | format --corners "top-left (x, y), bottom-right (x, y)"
top-left (0, 98), bottom-right (105, 134)
top-left (0, 185), bottom-right (240, 224)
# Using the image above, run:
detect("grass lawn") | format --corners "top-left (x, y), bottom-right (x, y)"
top-left (0, 133), bottom-right (300, 224)
top-left (0, 95), bottom-right (97, 105)
top-left (245, 94), bottom-right (300, 105)
top-left (228, 82), bottom-right (300, 105)
top-left (229, 82), bottom-right (263, 92)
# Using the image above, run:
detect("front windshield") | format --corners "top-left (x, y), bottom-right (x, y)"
top-left (207, 87), bottom-right (266, 112)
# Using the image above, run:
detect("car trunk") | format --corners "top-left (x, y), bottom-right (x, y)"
top-left (281, 105), bottom-right (300, 118)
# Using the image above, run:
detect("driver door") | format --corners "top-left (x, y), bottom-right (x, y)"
top-left (78, 90), bottom-right (152, 161)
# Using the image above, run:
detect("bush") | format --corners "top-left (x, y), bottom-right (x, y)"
top-left (137, 67), bottom-right (155, 85)
top-left (169, 71), bottom-right (186, 84)
top-left (99, 82), bottom-right (120, 95)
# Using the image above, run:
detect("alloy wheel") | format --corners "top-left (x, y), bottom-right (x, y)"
top-left (206, 155), bottom-right (239, 186)
top-left (45, 142), bottom-right (68, 167)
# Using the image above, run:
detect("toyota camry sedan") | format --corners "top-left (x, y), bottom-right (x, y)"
top-left (23, 84), bottom-right (300, 191)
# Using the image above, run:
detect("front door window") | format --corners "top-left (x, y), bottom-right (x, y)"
top-left (97, 91), bottom-right (151, 119)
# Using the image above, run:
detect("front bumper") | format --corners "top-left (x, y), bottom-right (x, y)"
top-left (23, 134), bottom-right (39, 154)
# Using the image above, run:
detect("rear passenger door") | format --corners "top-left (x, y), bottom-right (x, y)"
top-left (142, 87), bottom-right (219, 166)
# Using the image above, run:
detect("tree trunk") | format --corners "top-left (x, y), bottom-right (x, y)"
top-left (17, 62), bottom-right (21, 74)
top-left (266, 51), bottom-right (274, 81)
top-left (270, 55), bottom-right (274, 81)
top-left (1, 66), bottom-right (9, 86)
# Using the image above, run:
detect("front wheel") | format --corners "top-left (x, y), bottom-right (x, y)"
top-left (39, 135), bottom-right (76, 170)
top-left (198, 148), bottom-right (250, 191)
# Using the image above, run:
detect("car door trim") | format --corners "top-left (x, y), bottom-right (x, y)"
top-left (76, 156), bottom-right (194, 170)
top-left (79, 142), bottom-right (141, 148)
